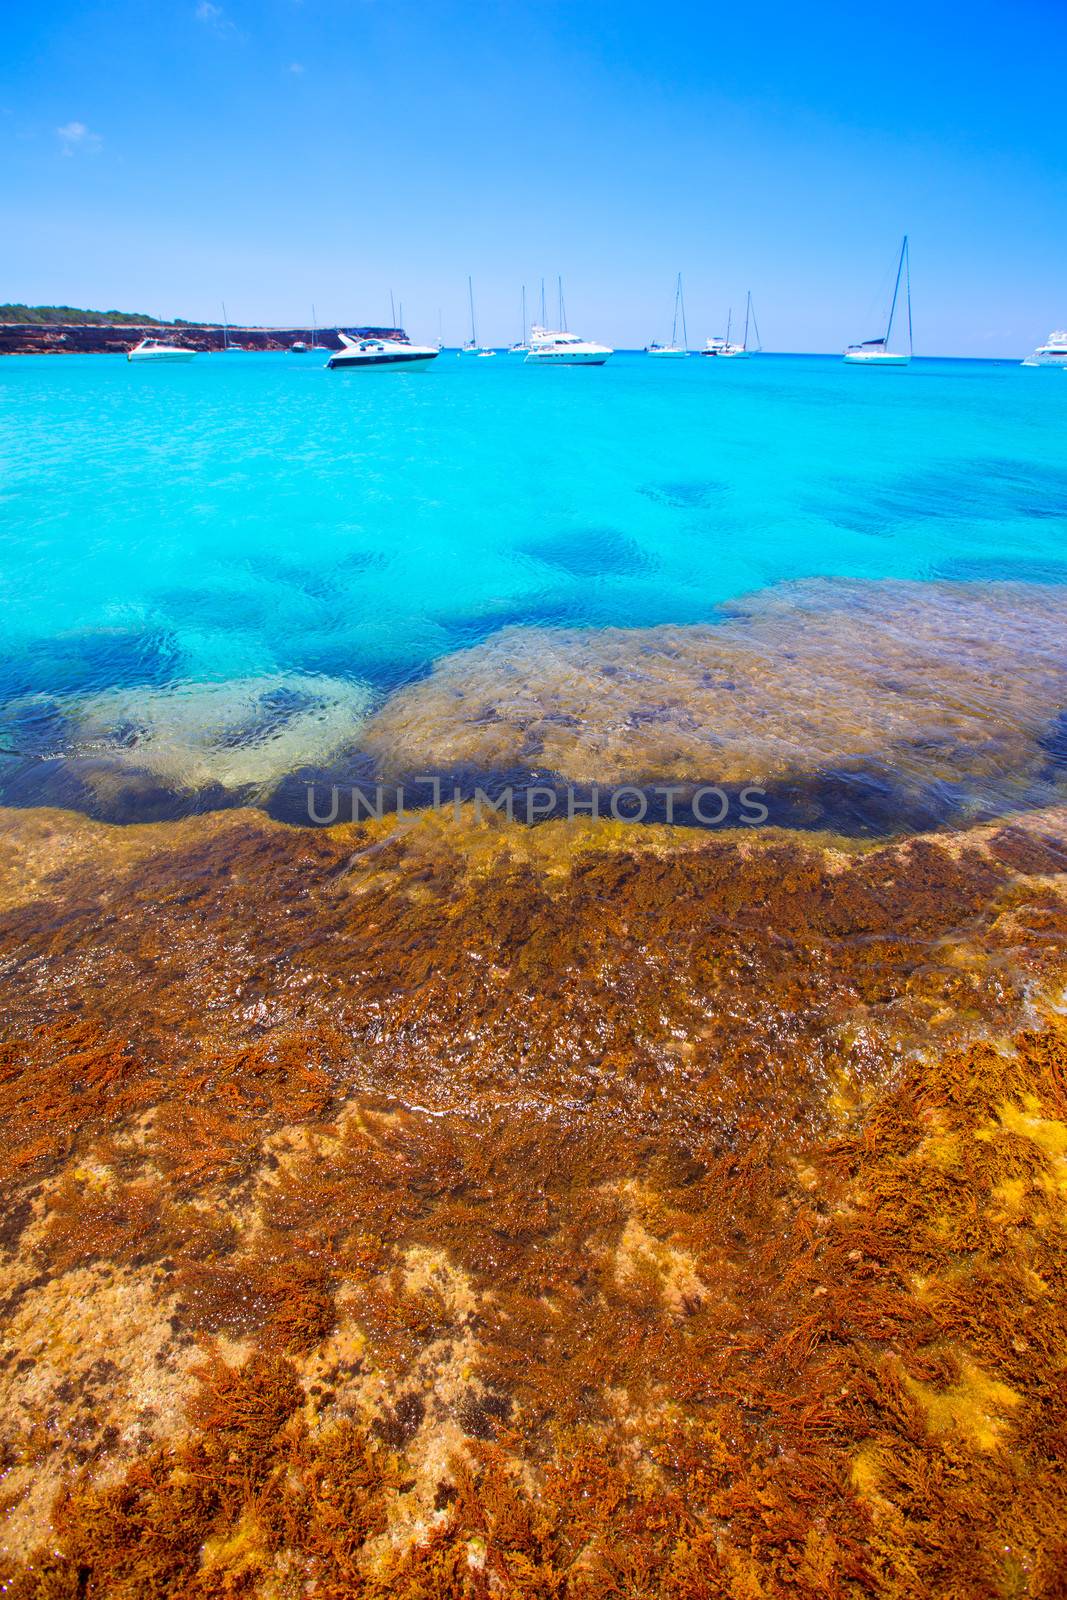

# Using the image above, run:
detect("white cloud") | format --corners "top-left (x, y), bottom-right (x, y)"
top-left (56, 121), bottom-right (102, 155)
top-left (195, 2), bottom-right (236, 34)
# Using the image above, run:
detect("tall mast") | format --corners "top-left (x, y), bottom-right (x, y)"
top-left (726, 307), bottom-right (732, 345)
top-left (679, 275), bottom-right (689, 351)
top-left (540, 278), bottom-right (546, 325)
top-left (558, 275), bottom-right (566, 331)
top-left (904, 238), bottom-right (913, 356)
top-left (222, 301), bottom-right (229, 350)
top-left (521, 284), bottom-right (527, 345)
top-left (886, 235), bottom-right (907, 348)
top-left (390, 290), bottom-right (396, 327)
top-left (312, 304), bottom-right (317, 346)
top-left (468, 276), bottom-right (477, 346)
top-left (743, 291), bottom-right (751, 353)
top-left (671, 273), bottom-right (681, 346)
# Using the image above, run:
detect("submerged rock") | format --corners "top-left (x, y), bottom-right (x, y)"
top-left (359, 578), bottom-right (1067, 827)
top-left (0, 800), bottom-right (1065, 1590)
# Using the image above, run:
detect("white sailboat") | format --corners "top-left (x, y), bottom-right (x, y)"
top-left (844, 237), bottom-right (913, 365)
top-left (509, 286), bottom-right (529, 353)
top-left (460, 277), bottom-right (494, 356)
top-left (220, 301), bottom-right (242, 352)
top-left (715, 291), bottom-right (760, 358)
top-left (647, 274), bottom-right (689, 357)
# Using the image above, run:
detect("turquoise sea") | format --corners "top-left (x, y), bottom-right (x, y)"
top-left (1, 350), bottom-right (1065, 822)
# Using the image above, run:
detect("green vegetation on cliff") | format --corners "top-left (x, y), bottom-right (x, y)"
top-left (0, 305), bottom-right (192, 326)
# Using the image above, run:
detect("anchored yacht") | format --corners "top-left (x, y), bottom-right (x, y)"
top-left (459, 276), bottom-right (495, 357)
top-left (647, 274), bottom-right (689, 357)
top-left (524, 326), bottom-right (613, 365)
top-left (127, 338), bottom-right (195, 364)
top-left (326, 331), bottom-right (439, 371)
top-left (845, 236), bottom-right (913, 365)
top-left (1021, 332), bottom-right (1067, 367)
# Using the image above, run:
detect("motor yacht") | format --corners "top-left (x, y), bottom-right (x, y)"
top-left (1021, 332), bottom-right (1067, 367)
top-left (290, 341), bottom-right (309, 353)
top-left (127, 338), bottom-right (196, 364)
top-left (845, 237), bottom-right (913, 365)
top-left (524, 326), bottom-right (613, 365)
top-left (326, 331), bottom-right (440, 370)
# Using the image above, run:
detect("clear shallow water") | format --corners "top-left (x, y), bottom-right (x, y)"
top-left (1, 350), bottom-right (1065, 816)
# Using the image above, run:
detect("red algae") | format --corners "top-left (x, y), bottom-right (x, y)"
top-left (0, 801), bottom-right (1065, 1594)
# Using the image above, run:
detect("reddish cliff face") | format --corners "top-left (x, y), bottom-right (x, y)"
top-left (0, 324), bottom-right (406, 354)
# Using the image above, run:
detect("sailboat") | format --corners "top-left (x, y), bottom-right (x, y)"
top-left (845, 237), bottom-right (912, 365)
top-left (716, 291), bottom-right (760, 358)
top-left (220, 301), bottom-right (242, 352)
top-left (460, 277), bottom-right (494, 356)
top-left (310, 305), bottom-right (327, 352)
top-left (647, 274), bottom-right (689, 357)
top-left (509, 286), bottom-right (529, 353)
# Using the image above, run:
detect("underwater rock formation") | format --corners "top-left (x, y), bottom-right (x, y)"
top-left (360, 579), bottom-right (1067, 828)
top-left (0, 800), bottom-right (1065, 1593)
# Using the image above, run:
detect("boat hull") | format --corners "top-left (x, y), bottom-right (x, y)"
top-left (127, 350), bottom-right (195, 364)
top-left (1021, 353), bottom-right (1067, 367)
top-left (524, 351), bottom-right (611, 365)
top-left (843, 351), bottom-right (910, 366)
top-left (327, 351), bottom-right (439, 371)
top-left (647, 348), bottom-right (688, 358)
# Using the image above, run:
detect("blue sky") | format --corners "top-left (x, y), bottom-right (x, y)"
top-left (2, 0), bottom-right (1065, 353)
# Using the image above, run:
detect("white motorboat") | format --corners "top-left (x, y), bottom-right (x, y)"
top-left (127, 338), bottom-right (195, 364)
top-left (326, 331), bottom-right (439, 371)
top-left (1021, 331), bottom-right (1067, 367)
top-left (524, 326), bottom-right (613, 365)
top-left (647, 273), bottom-right (689, 357)
top-left (290, 341), bottom-right (309, 353)
top-left (701, 335), bottom-right (727, 357)
top-left (845, 237), bottom-right (913, 365)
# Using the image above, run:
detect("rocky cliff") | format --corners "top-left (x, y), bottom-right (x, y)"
top-left (0, 324), bottom-right (405, 355)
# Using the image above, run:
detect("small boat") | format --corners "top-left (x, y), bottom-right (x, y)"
top-left (844, 237), bottom-right (912, 365)
top-left (290, 341), bottom-right (309, 353)
top-left (701, 335), bottom-right (727, 357)
top-left (509, 286), bottom-right (529, 353)
top-left (524, 326), bottom-right (613, 366)
top-left (459, 277), bottom-right (494, 356)
top-left (326, 331), bottom-right (439, 371)
top-left (715, 291), bottom-right (760, 358)
top-left (1021, 331), bottom-right (1067, 367)
top-left (127, 338), bottom-right (195, 364)
top-left (647, 273), bottom-right (689, 357)
top-left (219, 301), bottom-right (243, 352)
top-left (309, 305), bottom-right (328, 352)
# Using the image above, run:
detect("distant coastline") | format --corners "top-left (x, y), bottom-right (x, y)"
top-left (0, 311), bottom-right (400, 356)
